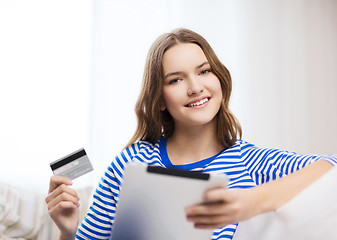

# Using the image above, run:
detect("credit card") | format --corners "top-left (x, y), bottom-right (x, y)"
top-left (50, 148), bottom-right (93, 180)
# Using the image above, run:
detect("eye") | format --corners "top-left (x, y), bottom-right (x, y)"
top-left (199, 69), bottom-right (212, 75)
top-left (168, 78), bottom-right (182, 85)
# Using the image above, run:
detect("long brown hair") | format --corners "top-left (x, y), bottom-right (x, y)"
top-left (126, 28), bottom-right (242, 149)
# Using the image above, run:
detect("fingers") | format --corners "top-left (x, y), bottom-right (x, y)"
top-left (203, 187), bottom-right (228, 202)
top-left (46, 184), bottom-right (80, 209)
top-left (46, 182), bottom-right (78, 202)
top-left (185, 188), bottom-right (239, 229)
top-left (46, 176), bottom-right (80, 214)
top-left (185, 201), bottom-right (237, 229)
top-left (48, 197), bottom-right (79, 216)
top-left (48, 175), bottom-right (72, 194)
top-left (45, 176), bottom-right (80, 237)
top-left (186, 201), bottom-right (227, 216)
top-left (185, 188), bottom-right (229, 217)
top-left (187, 214), bottom-right (232, 229)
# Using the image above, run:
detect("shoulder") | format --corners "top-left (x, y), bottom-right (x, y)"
top-left (234, 139), bottom-right (284, 153)
top-left (119, 140), bottom-right (161, 162)
top-left (111, 140), bottom-right (162, 172)
top-left (231, 139), bottom-right (257, 153)
top-left (101, 140), bottom-right (162, 187)
top-left (214, 139), bottom-right (256, 161)
top-left (235, 139), bottom-right (255, 148)
top-left (233, 140), bottom-right (300, 164)
top-left (231, 139), bottom-right (279, 160)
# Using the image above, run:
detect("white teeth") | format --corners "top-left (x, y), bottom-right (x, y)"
top-left (188, 98), bottom-right (209, 107)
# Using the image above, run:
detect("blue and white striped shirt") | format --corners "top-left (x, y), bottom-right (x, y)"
top-left (76, 139), bottom-right (337, 240)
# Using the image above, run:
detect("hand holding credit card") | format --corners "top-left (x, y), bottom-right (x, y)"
top-left (50, 148), bottom-right (93, 180)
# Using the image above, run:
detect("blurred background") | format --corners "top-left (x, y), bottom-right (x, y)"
top-left (0, 0), bottom-right (336, 194)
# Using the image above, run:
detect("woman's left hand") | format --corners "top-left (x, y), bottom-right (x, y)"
top-left (185, 187), bottom-right (261, 229)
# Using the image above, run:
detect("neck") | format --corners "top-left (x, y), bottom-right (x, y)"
top-left (166, 121), bottom-right (224, 165)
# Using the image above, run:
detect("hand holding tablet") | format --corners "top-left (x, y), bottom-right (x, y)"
top-left (111, 163), bottom-right (229, 240)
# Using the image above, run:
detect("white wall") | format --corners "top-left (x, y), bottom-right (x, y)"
top-left (0, 0), bottom-right (92, 193)
top-left (231, 0), bottom-right (337, 154)
top-left (1, 0), bottom-right (336, 193)
top-left (90, 0), bottom-right (337, 182)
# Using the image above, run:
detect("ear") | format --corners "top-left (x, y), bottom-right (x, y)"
top-left (159, 98), bottom-right (166, 111)
top-left (160, 104), bottom-right (167, 111)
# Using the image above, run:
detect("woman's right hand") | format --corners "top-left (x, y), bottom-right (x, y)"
top-left (45, 176), bottom-right (80, 240)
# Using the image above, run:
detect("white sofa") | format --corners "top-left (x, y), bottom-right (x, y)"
top-left (0, 183), bottom-right (93, 240)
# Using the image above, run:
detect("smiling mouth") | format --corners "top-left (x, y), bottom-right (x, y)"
top-left (186, 97), bottom-right (210, 107)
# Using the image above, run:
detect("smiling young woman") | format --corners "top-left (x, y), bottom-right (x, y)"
top-left (160, 43), bottom-right (225, 165)
top-left (161, 44), bottom-right (222, 126)
top-left (129, 28), bottom-right (242, 150)
top-left (46, 28), bottom-right (337, 240)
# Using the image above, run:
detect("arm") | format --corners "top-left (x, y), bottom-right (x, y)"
top-left (45, 166), bottom-right (120, 240)
top-left (45, 176), bottom-right (80, 240)
top-left (45, 167), bottom-right (120, 240)
top-left (46, 143), bottom-right (144, 240)
top-left (185, 160), bottom-right (333, 229)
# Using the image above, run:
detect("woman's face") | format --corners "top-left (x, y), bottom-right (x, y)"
top-left (161, 43), bottom-right (223, 129)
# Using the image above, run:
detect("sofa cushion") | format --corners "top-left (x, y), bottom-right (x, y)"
top-left (0, 182), bottom-right (93, 240)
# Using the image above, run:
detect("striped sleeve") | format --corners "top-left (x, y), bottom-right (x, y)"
top-left (240, 141), bottom-right (337, 185)
top-left (212, 224), bottom-right (238, 240)
top-left (76, 142), bottom-right (141, 239)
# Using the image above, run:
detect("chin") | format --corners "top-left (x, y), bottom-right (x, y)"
top-left (188, 117), bottom-right (217, 127)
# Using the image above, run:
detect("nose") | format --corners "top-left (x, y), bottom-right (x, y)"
top-left (187, 76), bottom-right (204, 96)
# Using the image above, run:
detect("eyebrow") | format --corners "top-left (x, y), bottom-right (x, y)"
top-left (196, 61), bottom-right (209, 69)
top-left (164, 61), bottom-right (210, 79)
top-left (164, 71), bottom-right (182, 79)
